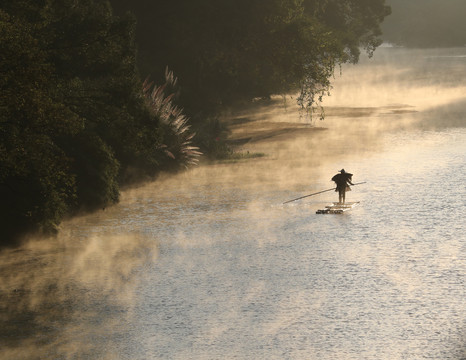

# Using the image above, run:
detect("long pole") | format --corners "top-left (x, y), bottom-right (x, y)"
top-left (283, 182), bottom-right (367, 204)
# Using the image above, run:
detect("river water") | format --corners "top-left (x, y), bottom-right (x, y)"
top-left (1, 47), bottom-right (466, 360)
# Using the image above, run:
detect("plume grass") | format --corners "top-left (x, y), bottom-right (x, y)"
top-left (143, 68), bottom-right (202, 169)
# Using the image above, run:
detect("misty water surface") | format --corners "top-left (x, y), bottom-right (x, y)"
top-left (1, 47), bottom-right (466, 360)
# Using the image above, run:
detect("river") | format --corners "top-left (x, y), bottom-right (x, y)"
top-left (1, 47), bottom-right (466, 360)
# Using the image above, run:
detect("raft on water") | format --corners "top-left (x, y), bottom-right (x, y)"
top-left (316, 201), bottom-right (360, 214)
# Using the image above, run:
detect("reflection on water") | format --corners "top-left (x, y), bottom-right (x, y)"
top-left (1, 48), bottom-right (466, 359)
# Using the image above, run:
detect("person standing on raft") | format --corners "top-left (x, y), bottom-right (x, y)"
top-left (332, 169), bottom-right (354, 204)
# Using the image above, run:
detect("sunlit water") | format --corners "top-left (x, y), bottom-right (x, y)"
top-left (1, 48), bottom-right (466, 360)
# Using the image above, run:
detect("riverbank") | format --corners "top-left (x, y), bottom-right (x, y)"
top-left (222, 95), bottom-right (417, 151)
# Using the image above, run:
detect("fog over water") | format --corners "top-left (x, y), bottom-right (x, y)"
top-left (1, 47), bottom-right (466, 359)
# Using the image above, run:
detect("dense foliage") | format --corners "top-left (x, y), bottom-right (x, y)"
top-left (0, 0), bottom-right (198, 244)
top-left (111, 0), bottom-right (390, 117)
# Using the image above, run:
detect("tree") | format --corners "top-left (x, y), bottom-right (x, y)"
top-left (297, 0), bottom-right (391, 112)
top-left (110, 0), bottom-right (391, 119)
top-left (1, 0), bottom-right (197, 244)
top-left (0, 8), bottom-right (79, 240)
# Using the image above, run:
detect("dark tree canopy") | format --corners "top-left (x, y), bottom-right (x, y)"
top-left (111, 0), bottom-right (391, 116)
top-left (0, 0), bottom-right (197, 244)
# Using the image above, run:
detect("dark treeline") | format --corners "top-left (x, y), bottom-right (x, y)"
top-left (111, 0), bottom-right (391, 117)
top-left (1, 0), bottom-right (390, 246)
top-left (382, 0), bottom-right (466, 47)
top-left (1, 0), bottom-right (200, 244)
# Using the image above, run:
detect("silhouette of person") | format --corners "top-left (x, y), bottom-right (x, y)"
top-left (332, 169), bottom-right (354, 204)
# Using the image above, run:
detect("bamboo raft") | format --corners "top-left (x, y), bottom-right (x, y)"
top-left (316, 201), bottom-right (360, 214)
